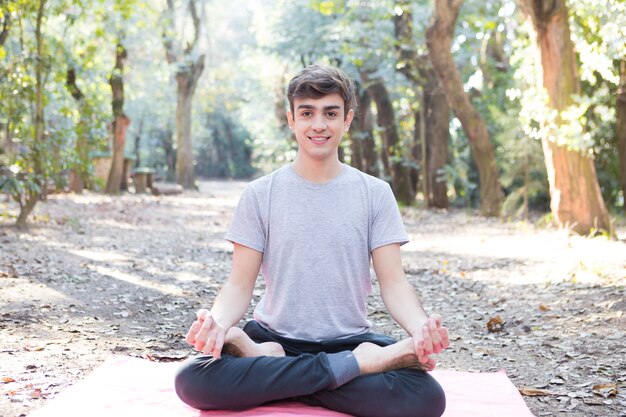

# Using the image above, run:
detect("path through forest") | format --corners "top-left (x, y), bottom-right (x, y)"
top-left (0, 181), bottom-right (625, 417)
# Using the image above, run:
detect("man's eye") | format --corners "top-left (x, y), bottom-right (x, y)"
top-left (301, 111), bottom-right (312, 117)
top-left (327, 112), bottom-right (337, 118)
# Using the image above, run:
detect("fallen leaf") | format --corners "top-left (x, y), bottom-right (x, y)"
top-left (487, 315), bottom-right (504, 332)
top-left (2, 377), bottom-right (16, 383)
top-left (592, 383), bottom-right (618, 397)
top-left (22, 344), bottom-right (45, 352)
top-left (519, 387), bottom-right (554, 396)
top-left (539, 304), bottom-right (551, 311)
top-left (30, 388), bottom-right (43, 398)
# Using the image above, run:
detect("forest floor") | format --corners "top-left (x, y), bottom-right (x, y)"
top-left (0, 180), bottom-right (625, 417)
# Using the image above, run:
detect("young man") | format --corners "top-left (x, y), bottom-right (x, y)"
top-left (175, 65), bottom-right (449, 417)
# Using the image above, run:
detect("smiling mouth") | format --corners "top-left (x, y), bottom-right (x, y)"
top-left (309, 136), bottom-right (330, 144)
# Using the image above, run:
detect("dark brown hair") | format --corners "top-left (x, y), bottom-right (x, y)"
top-left (287, 65), bottom-right (357, 118)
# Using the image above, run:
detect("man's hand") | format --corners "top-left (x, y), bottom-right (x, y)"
top-left (413, 314), bottom-right (450, 364)
top-left (185, 309), bottom-right (228, 359)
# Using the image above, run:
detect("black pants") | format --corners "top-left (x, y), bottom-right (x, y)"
top-left (175, 321), bottom-right (446, 417)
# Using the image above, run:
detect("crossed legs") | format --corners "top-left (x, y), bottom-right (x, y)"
top-left (223, 326), bottom-right (435, 373)
top-left (175, 326), bottom-right (445, 416)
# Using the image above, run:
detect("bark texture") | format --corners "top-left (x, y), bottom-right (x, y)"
top-left (66, 68), bottom-right (89, 193)
top-left (349, 89), bottom-right (378, 177)
top-left (362, 73), bottom-right (414, 204)
top-left (520, 0), bottom-right (610, 233)
top-left (106, 43), bottom-right (129, 195)
top-left (395, 1), bottom-right (450, 208)
top-left (426, 0), bottom-right (503, 216)
top-left (164, 0), bottom-right (205, 190)
top-left (617, 59), bottom-right (626, 214)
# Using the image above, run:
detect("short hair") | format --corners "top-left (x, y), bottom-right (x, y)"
top-left (287, 65), bottom-right (357, 118)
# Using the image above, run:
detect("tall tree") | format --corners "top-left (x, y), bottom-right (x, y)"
top-left (15, 0), bottom-right (46, 228)
top-left (394, 0), bottom-right (450, 209)
top-left (105, 42), bottom-right (130, 194)
top-left (66, 67), bottom-right (90, 193)
top-left (349, 88), bottom-right (378, 177)
top-left (361, 72), bottom-right (415, 204)
top-left (426, 0), bottom-right (502, 216)
top-left (163, 0), bottom-right (205, 189)
top-left (0, 6), bottom-right (11, 157)
top-left (617, 58), bottom-right (626, 213)
top-left (519, 0), bottom-right (610, 233)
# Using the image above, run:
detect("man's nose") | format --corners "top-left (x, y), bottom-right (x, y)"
top-left (311, 115), bottom-right (327, 131)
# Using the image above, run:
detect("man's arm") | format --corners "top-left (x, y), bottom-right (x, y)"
top-left (372, 243), bottom-right (449, 362)
top-left (185, 243), bottom-right (262, 358)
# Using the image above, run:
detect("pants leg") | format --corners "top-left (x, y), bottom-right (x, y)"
top-left (299, 369), bottom-right (446, 417)
top-left (174, 353), bottom-right (338, 410)
top-left (298, 328), bottom-right (446, 417)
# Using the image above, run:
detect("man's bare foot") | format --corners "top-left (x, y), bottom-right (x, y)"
top-left (352, 338), bottom-right (436, 374)
top-left (222, 327), bottom-right (286, 358)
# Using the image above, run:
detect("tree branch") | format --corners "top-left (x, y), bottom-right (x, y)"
top-left (189, 0), bottom-right (200, 48)
top-left (66, 67), bottom-right (84, 101)
top-left (0, 12), bottom-right (10, 47)
top-left (163, 0), bottom-right (178, 64)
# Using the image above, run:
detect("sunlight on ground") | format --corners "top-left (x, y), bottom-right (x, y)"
top-left (67, 249), bottom-right (131, 263)
top-left (171, 271), bottom-right (204, 282)
top-left (91, 219), bottom-right (143, 231)
top-left (89, 265), bottom-right (184, 296)
top-left (404, 227), bottom-right (626, 286)
top-left (1, 280), bottom-right (74, 306)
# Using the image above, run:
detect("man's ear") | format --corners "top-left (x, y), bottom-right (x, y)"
top-left (343, 109), bottom-right (354, 132)
top-left (287, 110), bottom-right (295, 130)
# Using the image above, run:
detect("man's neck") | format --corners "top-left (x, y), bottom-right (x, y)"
top-left (291, 156), bottom-right (343, 184)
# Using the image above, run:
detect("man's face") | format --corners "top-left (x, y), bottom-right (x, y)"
top-left (287, 93), bottom-right (354, 163)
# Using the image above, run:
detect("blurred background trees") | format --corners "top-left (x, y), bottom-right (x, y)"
top-left (0, 0), bottom-right (624, 233)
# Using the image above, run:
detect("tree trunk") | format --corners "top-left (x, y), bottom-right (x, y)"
top-left (106, 43), bottom-right (129, 194)
top-left (520, 0), bottom-right (610, 233)
top-left (417, 101), bottom-right (428, 207)
top-left (427, 83), bottom-right (450, 209)
top-left (363, 74), bottom-right (414, 204)
top-left (359, 91), bottom-right (378, 177)
top-left (395, 0), bottom-right (451, 209)
top-left (134, 116), bottom-right (143, 169)
top-left (16, 0), bottom-right (46, 228)
top-left (617, 59), bottom-right (626, 214)
top-left (66, 67), bottom-right (90, 193)
top-left (348, 88), bottom-right (369, 172)
top-left (0, 10), bottom-right (9, 47)
top-left (175, 60), bottom-right (203, 189)
top-left (162, 128), bottom-right (176, 182)
top-left (348, 125), bottom-right (364, 171)
top-left (426, 0), bottom-right (502, 216)
top-left (163, 0), bottom-right (205, 189)
top-left (15, 192), bottom-right (38, 229)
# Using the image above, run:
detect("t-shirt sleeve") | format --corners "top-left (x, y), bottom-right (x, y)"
top-left (225, 185), bottom-right (266, 253)
top-left (370, 184), bottom-right (409, 252)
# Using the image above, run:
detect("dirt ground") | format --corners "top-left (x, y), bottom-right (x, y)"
top-left (0, 180), bottom-right (625, 417)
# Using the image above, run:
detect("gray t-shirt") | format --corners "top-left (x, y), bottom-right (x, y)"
top-left (225, 164), bottom-right (409, 341)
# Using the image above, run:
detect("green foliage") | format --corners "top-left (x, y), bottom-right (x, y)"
top-left (569, 0), bottom-right (626, 210)
top-left (0, 164), bottom-right (41, 210)
top-left (0, 0), bottom-right (623, 216)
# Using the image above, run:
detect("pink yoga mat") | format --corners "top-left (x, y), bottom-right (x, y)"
top-left (29, 355), bottom-right (534, 417)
